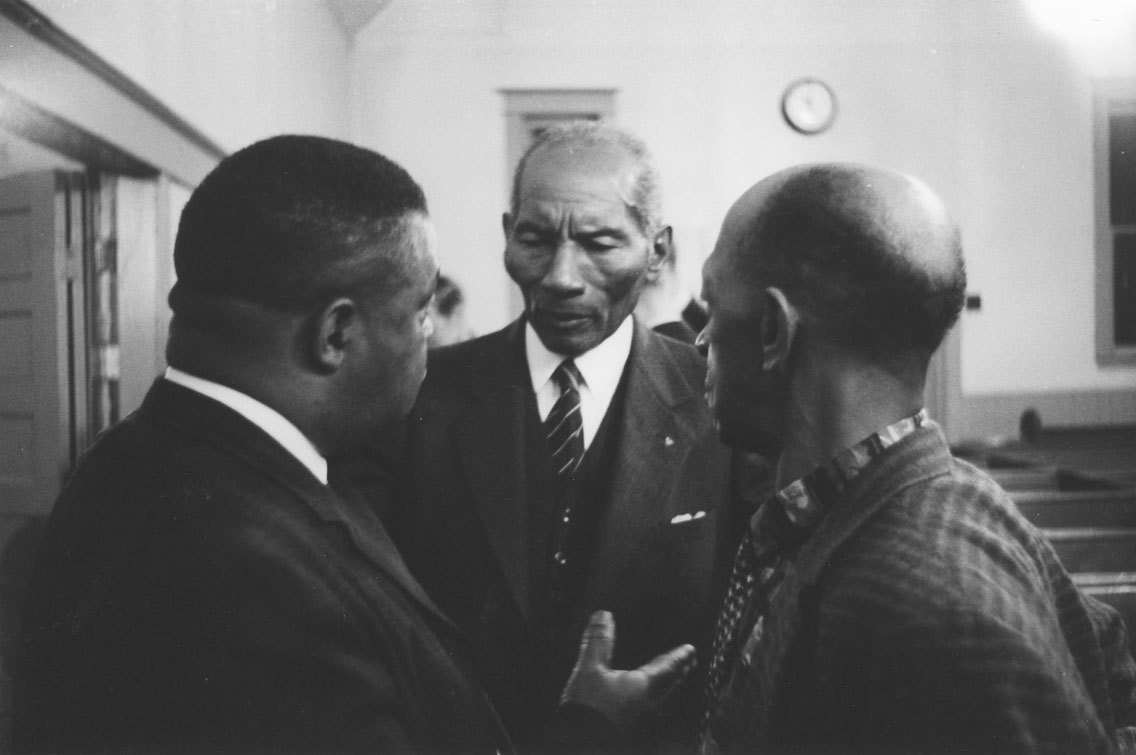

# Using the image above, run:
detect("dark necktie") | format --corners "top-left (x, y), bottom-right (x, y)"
top-left (701, 501), bottom-right (809, 738)
top-left (700, 531), bottom-right (757, 734)
top-left (544, 359), bottom-right (584, 479)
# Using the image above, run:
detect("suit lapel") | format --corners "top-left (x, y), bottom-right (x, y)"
top-left (145, 379), bottom-right (462, 635)
top-left (585, 324), bottom-right (702, 604)
top-left (452, 323), bottom-right (536, 627)
top-left (304, 476), bottom-right (462, 636)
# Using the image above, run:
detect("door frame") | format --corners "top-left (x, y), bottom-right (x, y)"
top-left (499, 89), bottom-right (617, 318)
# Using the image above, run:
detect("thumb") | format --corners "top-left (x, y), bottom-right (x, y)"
top-left (575, 610), bottom-right (616, 671)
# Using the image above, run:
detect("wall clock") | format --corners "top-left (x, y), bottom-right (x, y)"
top-left (781, 78), bottom-right (837, 135)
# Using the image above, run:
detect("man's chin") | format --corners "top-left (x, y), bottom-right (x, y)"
top-left (534, 327), bottom-right (601, 357)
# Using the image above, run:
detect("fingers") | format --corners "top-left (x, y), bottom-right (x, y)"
top-left (575, 610), bottom-right (615, 671)
top-left (636, 643), bottom-right (697, 696)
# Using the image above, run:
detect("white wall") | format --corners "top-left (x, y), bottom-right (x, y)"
top-left (350, 0), bottom-right (1136, 399)
top-left (29, 0), bottom-right (353, 152)
top-left (953, 2), bottom-right (1136, 395)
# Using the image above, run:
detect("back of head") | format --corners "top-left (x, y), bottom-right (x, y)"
top-left (172, 134), bottom-right (428, 321)
top-left (510, 120), bottom-right (662, 235)
top-left (750, 163), bottom-right (966, 361)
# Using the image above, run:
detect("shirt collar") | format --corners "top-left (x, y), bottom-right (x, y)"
top-left (163, 367), bottom-right (329, 485)
top-left (751, 409), bottom-right (929, 558)
top-left (524, 316), bottom-right (634, 404)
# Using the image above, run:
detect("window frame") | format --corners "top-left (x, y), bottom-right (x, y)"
top-left (1093, 78), bottom-right (1136, 365)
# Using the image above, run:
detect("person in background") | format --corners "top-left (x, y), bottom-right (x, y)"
top-left (681, 296), bottom-right (709, 336)
top-left (390, 121), bottom-right (750, 751)
top-left (697, 162), bottom-right (1136, 754)
top-left (428, 273), bottom-right (475, 348)
top-left (635, 246), bottom-right (700, 344)
top-left (12, 135), bottom-right (692, 754)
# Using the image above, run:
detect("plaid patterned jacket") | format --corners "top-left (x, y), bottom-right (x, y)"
top-left (707, 422), bottom-right (1136, 754)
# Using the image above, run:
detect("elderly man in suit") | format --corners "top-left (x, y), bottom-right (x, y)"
top-left (12, 136), bottom-right (503, 753)
top-left (391, 122), bottom-right (746, 750)
top-left (697, 163), bottom-right (1136, 753)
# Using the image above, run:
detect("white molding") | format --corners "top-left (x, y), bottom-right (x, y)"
top-left (0, 2), bottom-right (223, 185)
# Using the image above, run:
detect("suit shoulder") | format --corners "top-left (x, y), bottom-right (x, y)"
top-left (414, 327), bottom-right (517, 418)
top-left (642, 326), bottom-right (707, 376)
top-left (425, 327), bottom-right (512, 382)
top-left (58, 411), bottom-right (174, 493)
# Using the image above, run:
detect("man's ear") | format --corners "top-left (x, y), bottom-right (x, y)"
top-left (645, 225), bottom-right (673, 282)
top-left (762, 286), bottom-right (799, 372)
top-left (312, 297), bottom-right (358, 373)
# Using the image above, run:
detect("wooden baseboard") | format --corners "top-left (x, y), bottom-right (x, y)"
top-left (955, 389), bottom-right (1136, 442)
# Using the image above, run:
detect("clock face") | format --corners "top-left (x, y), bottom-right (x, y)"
top-left (782, 79), bottom-right (837, 134)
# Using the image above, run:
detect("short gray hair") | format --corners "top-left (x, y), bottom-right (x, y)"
top-left (509, 121), bottom-right (663, 235)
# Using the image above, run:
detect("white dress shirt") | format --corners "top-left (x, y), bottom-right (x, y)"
top-left (525, 316), bottom-right (634, 450)
top-left (164, 366), bottom-right (328, 485)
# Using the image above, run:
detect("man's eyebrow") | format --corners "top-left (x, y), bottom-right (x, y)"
top-left (576, 227), bottom-right (630, 240)
top-left (512, 218), bottom-right (553, 232)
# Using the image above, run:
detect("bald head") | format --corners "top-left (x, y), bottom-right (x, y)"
top-left (721, 163), bottom-right (965, 359)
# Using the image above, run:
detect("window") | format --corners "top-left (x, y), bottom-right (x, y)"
top-left (1094, 79), bottom-right (1136, 364)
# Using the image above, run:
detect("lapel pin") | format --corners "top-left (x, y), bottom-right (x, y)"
top-left (664, 436), bottom-right (675, 447)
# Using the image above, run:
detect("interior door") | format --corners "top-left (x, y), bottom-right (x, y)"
top-left (0, 170), bottom-right (86, 745)
top-left (0, 170), bottom-right (82, 517)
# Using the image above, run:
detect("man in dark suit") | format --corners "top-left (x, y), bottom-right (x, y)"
top-left (12, 136), bottom-right (506, 753)
top-left (16, 134), bottom-right (696, 754)
top-left (391, 122), bottom-right (747, 750)
top-left (698, 163), bottom-right (1136, 753)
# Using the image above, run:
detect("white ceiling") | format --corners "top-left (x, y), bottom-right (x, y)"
top-left (325, 0), bottom-right (393, 37)
top-left (0, 1), bottom-right (393, 178)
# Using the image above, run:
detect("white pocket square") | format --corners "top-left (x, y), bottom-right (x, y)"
top-left (669, 511), bottom-right (707, 524)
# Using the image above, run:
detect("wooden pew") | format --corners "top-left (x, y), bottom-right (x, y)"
top-left (1011, 488), bottom-right (1136, 574)
top-left (958, 424), bottom-right (1136, 488)
top-left (987, 444), bottom-right (1136, 489)
top-left (989, 467), bottom-right (1060, 491)
top-left (1044, 528), bottom-right (1136, 574)
top-left (1011, 489), bottom-right (1136, 529)
top-left (961, 425), bottom-right (1136, 649)
top-left (1010, 488), bottom-right (1136, 650)
top-left (1074, 572), bottom-right (1136, 648)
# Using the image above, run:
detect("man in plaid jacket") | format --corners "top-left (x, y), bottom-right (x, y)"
top-left (696, 162), bottom-right (1136, 753)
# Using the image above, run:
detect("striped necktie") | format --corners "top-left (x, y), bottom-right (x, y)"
top-left (544, 360), bottom-right (584, 479)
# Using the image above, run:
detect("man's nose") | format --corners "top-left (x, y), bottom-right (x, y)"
top-left (541, 244), bottom-right (586, 294)
top-left (694, 327), bottom-right (709, 357)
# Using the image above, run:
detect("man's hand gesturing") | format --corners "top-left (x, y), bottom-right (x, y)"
top-left (560, 610), bottom-right (697, 734)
